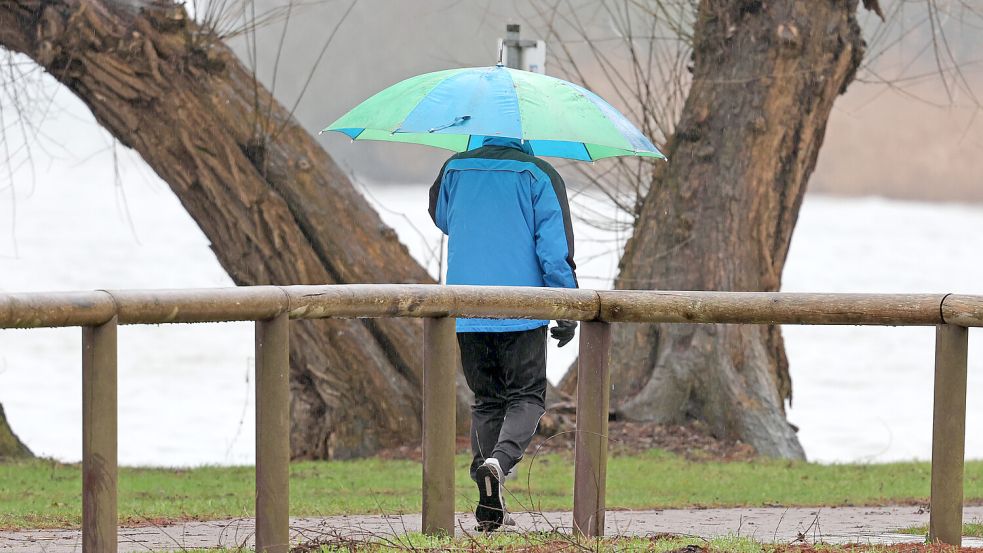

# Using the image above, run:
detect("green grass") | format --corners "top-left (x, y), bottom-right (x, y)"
top-left (896, 521), bottom-right (983, 538)
top-left (167, 536), bottom-right (793, 553)
top-left (301, 533), bottom-right (766, 553)
top-left (168, 535), bottom-right (967, 553)
top-left (3, 451), bottom-right (983, 530)
top-left (164, 535), bottom-right (758, 553)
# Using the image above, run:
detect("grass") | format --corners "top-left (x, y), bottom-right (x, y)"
top-left (291, 534), bottom-right (764, 553)
top-left (168, 535), bottom-right (973, 553)
top-left (314, 533), bottom-right (975, 552)
top-left (896, 521), bottom-right (983, 538)
top-left (2, 450), bottom-right (983, 530)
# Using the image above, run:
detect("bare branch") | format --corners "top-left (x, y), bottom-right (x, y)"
top-left (863, 0), bottom-right (886, 21)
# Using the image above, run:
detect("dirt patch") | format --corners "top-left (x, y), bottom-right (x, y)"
top-left (376, 416), bottom-right (755, 463)
top-left (375, 436), bottom-right (471, 462)
top-left (531, 416), bottom-right (756, 461)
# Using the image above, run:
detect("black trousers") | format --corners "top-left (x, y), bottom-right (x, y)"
top-left (457, 326), bottom-right (547, 482)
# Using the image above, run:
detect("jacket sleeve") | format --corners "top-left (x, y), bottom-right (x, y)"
top-left (429, 161), bottom-right (450, 234)
top-left (532, 171), bottom-right (578, 289)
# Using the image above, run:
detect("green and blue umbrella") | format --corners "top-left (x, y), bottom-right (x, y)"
top-left (323, 65), bottom-right (664, 162)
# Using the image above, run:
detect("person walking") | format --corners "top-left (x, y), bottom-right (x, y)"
top-left (429, 135), bottom-right (578, 532)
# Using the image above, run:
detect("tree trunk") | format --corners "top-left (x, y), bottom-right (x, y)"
top-left (0, 404), bottom-right (31, 459)
top-left (563, 0), bottom-right (866, 459)
top-left (0, 0), bottom-right (471, 459)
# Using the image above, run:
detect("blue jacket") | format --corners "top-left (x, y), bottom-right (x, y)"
top-left (429, 136), bottom-right (578, 332)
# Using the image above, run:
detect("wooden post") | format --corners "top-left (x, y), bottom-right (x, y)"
top-left (256, 313), bottom-right (290, 553)
top-left (422, 317), bottom-right (457, 536)
top-left (573, 322), bottom-right (612, 538)
top-left (82, 316), bottom-right (118, 553)
top-left (930, 324), bottom-right (969, 546)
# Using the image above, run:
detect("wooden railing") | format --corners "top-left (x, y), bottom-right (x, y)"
top-left (1, 285), bottom-right (981, 551)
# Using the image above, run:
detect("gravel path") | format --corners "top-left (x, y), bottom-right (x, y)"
top-left (3, 506), bottom-right (982, 552)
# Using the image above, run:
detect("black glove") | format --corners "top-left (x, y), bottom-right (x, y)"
top-left (550, 320), bottom-right (577, 347)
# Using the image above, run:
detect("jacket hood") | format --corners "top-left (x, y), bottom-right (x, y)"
top-left (482, 135), bottom-right (534, 155)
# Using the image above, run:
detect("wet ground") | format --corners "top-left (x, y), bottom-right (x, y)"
top-left (3, 506), bottom-right (983, 552)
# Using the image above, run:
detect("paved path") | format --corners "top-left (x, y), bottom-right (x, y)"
top-left (3, 507), bottom-right (983, 552)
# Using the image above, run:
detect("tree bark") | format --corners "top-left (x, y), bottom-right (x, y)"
top-left (0, 403), bottom-right (31, 459)
top-left (562, 0), bottom-right (866, 459)
top-left (0, 0), bottom-right (471, 459)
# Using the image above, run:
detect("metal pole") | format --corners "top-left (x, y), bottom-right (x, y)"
top-left (256, 313), bottom-right (290, 553)
top-left (82, 316), bottom-right (118, 553)
top-left (422, 316), bottom-right (457, 536)
top-left (930, 324), bottom-right (969, 546)
top-left (505, 24), bottom-right (521, 69)
top-left (573, 322), bottom-right (611, 538)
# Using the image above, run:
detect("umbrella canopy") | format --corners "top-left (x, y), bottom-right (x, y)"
top-left (323, 65), bottom-right (665, 162)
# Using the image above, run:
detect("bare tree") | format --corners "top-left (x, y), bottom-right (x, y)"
top-left (0, 0), bottom-right (473, 459)
top-left (0, 404), bottom-right (30, 458)
top-left (535, 0), bottom-right (980, 458)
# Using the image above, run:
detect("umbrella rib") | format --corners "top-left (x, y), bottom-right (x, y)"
top-left (501, 67), bottom-right (525, 142)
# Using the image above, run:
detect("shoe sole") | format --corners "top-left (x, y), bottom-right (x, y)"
top-left (474, 464), bottom-right (504, 532)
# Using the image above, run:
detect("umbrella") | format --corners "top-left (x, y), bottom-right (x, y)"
top-left (322, 64), bottom-right (665, 162)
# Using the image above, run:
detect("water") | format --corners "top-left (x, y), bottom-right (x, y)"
top-left (782, 197), bottom-right (983, 462)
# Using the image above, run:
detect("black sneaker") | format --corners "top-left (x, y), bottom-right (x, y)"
top-left (474, 459), bottom-right (508, 532)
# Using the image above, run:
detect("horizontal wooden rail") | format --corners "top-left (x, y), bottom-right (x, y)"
top-left (284, 284), bottom-right (599, 321)
top-left (942, 295), bottom-right (983, 327)
top-left (0, 291), bottom-right (116, 328)
top-left (2, 285), bottom-right (983, 328)
top-left (598, 291), bottom-right (948, 325)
